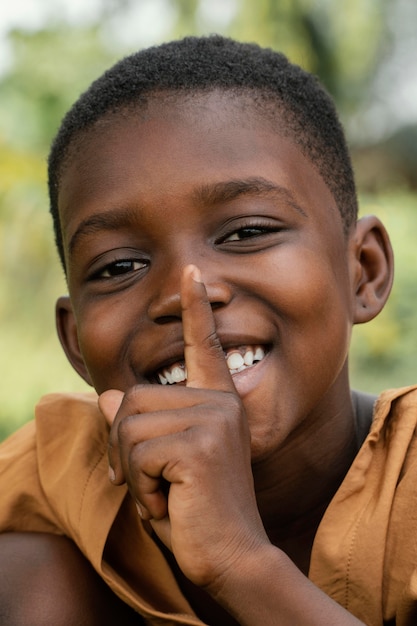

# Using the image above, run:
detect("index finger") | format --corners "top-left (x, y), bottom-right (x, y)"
top-left (181, 264), bottom-right (235, 392)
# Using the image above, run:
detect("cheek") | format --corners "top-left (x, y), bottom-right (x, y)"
top-left (262, 250), bottom-right (353, 370)
top-left (242, 258), bottom-right (353, 458)
top-left (268, 243), bottom-right (352, 322)
top-left (76, 302), bottom-right (134, 392)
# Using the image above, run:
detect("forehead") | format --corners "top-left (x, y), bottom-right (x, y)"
top-left (63, 90), bottom-right (284, 176)
top-left (59, 91), bottom-right (339, 251)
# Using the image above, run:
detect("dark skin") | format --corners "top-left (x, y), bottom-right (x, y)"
top-left (0, 532), bottom-right (143, 625)
top-left (3, 91), bottom-right (393, 624)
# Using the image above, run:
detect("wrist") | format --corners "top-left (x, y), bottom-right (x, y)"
top-left (204, 541), bottom-right (277, 609)
top-left (205, 544), bottom-right (365, 626)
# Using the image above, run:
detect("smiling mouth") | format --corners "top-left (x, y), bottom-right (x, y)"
top-left (155, 345), bottom-right (266, 385)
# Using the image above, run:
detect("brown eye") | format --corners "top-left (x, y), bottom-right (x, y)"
top-left (224, 227), bottom-right (268, 242)
top-left (99, 259), bottom-right (146, 278)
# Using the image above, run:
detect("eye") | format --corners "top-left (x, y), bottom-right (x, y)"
top-left (93, 259), bottom-right (148, 279)
top-left (222, 226), bottom-right (271, 242)
top-left (218, 220), bottom-right (282, 245)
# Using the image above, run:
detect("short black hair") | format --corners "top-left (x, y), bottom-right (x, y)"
top-left (48, 34), bottom-right (358, 269)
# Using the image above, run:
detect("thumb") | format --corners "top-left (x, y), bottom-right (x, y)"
top-left (98, 389), bottom-right (124, 426)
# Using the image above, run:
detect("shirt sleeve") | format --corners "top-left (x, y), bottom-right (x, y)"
top-left (0, 393), bottom-right (201, 622)
top-left (0, 393), bottom-right (127, 561)
top-left (0, 418), bottom-right (61, 533)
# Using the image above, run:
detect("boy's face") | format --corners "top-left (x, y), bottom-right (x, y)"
top-left (57, 92), bottom-right (359, 460)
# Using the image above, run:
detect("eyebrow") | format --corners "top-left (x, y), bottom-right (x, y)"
top-left (67, 177), bottom-right (307, 257)
top-left (194, 177), bottom-right (308, 218)
top-left (68, 206), bottom-right (139, 258)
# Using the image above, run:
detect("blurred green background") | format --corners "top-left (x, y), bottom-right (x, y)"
top-left (1, 0), bottom-right (416, 440)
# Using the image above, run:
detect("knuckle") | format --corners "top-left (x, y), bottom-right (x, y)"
top-left (129, 439), bottom-right (146, 469)
top-left (195, 428), bottom-right (219, 459)
top-left (220, 391), bottom-right (244, 422)
top-left (122, 384), bottom-right (146, 410)
top-left (116, 416), bottom-right (129, 442)
top-left (117, 412), bottom-right (139, 443)
top-left (204, 329), bottom-right (224, 355)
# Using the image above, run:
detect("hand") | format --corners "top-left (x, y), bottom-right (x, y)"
top-left (99, 265), bottom-right (269, 590)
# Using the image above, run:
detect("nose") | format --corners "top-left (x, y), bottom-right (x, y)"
top-left (147, 265), bottom-right (233, 325)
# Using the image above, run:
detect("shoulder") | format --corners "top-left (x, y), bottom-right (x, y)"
top-left (36, 391), bottom-right (101, 428)
top-left (33, 392), bottom-right (124, 534)
top-left (0, 392), bottom-right (121, 537)
top-left (377, 386), bottom-right (417, 622)
top-left (0, 392), bottom-right (102, 455)
top-left (373, 384), bottom-right (417, 443)
top-left (35, 391), bottom-right (108, 459)
top-left (353, 384), bottom-right (417, 445)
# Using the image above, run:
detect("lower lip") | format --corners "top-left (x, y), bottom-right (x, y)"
top-left (230, 352), bottom-right (270, 398)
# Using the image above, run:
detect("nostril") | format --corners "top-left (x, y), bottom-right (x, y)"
top-left (148, 277), bottom-right (232, 323)
top-left (154, 315), bottom-right (181, 325)
top-left (210, 301), bottom-right (226, 311)
top-left (148, 290), bottom-right (182, 323)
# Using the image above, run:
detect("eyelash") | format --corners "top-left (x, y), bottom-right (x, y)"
top-left (89, 221), bottom-right (279, 280)
top-left (217, 220), bottom-right (280, 244)
top-left (91, 258), bottom-right (148, 280)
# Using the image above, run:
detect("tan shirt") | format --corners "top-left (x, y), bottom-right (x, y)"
top-left (1, 386), bottom-right (417, 625)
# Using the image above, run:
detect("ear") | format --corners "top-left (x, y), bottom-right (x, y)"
top-left (56, 296), bottom-right (93, 386)
top-left (351, 215), bottom-right (394, 324)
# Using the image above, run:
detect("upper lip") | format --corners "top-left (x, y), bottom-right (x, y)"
top-left (141, 332), bottom-right (271, 382)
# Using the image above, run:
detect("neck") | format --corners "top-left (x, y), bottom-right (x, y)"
top-left (252, 385), bottom-right (363, 562)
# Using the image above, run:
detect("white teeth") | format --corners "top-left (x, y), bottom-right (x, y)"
top-left (171, 365), bottom-right (187, 383)
top-left (158, 364), bottom-right (187, 385)
top-left (156, 345), bottom-right (266, 384)
top-left (243, 350), bottom-right (254, 366)
top-left (226, 352), bottom-right (245, 370)
top-left (254, 347), bottom-right (265, 361)
top-left (225, 346), bottom-right (266, 375)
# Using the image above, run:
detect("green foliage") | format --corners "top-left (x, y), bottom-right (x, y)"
top-left (0, 141), bottom-right (90, 440)
top-left (0, 23), bottom-right (119, 438)
top-left (226, 0), bottom-right (389, 118)
top-left (350, 191), bottom-right (417, 394)
top-left (0, 25), bottom-right (122, 152)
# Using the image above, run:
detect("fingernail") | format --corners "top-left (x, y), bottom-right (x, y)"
top-left (108, 466), bottom-right (116, 482)
top-left (136, 502), bottom-right (144, 518)
top-left (190, 266), bottom-right (202, 283)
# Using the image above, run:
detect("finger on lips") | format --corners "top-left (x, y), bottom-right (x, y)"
top-left (181, 264), bottom-right (235, 392)
top-left (99, 264), bottom-right (238, 509)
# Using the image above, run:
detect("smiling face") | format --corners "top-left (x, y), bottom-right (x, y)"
top-left (56, 92), bottom-right (373, 460)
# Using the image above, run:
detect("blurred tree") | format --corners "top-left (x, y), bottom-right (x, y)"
top-left (0, 0), bottom-right (398, 150)
top-left (0, 25), bottom-right (122, 153)
top-left (0, 22), bottom-right (124, 436)
top-left (228, 0), bottom-right (391, 120)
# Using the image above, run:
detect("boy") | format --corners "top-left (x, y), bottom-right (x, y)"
top-left (1, 35), bottom-right (417, 625)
